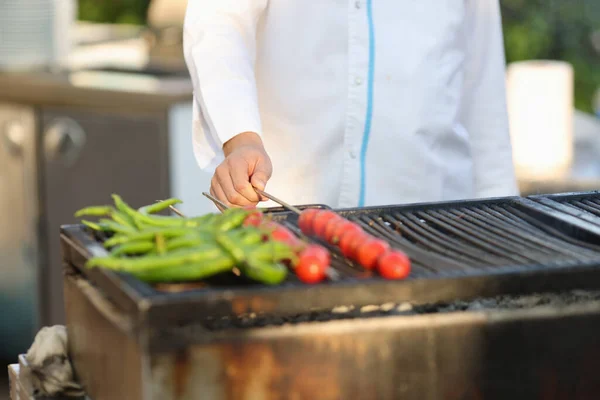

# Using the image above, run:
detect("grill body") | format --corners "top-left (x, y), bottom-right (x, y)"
top-left (60, 194), bottom-right (600, 399)
top-left (65, 271), bottom-right (600, 400)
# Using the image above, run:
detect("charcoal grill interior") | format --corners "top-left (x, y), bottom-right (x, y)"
top-left (60, 196), bottom-right (600, 330)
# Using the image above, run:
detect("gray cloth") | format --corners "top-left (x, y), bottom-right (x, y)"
top-left (24, 325), bottom-right (84, 397)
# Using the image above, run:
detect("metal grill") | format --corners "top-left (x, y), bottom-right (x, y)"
top-left (530, 192), bottom-right (600, 232)
top-left (280, 201), bottom-right (600, 281)
top-left (60, 196), bottom-right (600, 333)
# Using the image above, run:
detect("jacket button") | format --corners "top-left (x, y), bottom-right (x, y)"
top-left (354, 77), bottom-right (362, 85)
top-left (355, 1), bottom-right (361, 9)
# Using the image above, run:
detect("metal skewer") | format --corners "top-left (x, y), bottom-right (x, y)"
top-left (169, 205), bottom-right (186, 217)
top-left (253, 188), bottom-right (303, 215)
top-left (202, 192), bottom-right (229, 211)
top-left (154, 200), bottom-right (187, 217)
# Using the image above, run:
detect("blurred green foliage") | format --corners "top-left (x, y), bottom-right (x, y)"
top-left (78, 0), bottom-right (150, 25)
top-left (78, 0), bottom-right (599, 112)
top-left (502, 0), bottom-right (600, 113)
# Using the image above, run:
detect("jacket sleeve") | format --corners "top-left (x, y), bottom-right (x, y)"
top-left (183, 0), bottom-right (268, 170)
top-left (460, 0), bottom-right (519, 198)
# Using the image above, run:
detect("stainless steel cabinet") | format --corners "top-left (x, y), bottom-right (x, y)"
top-left (40, 107), bottom-right (170, 326)
top-left (0, 103), bottom-right (39, 360)
top-left (0, 104), bottom-right (171, 359)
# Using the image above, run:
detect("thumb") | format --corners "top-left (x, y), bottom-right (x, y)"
top-left (250, 161), bottom-right (272, 192)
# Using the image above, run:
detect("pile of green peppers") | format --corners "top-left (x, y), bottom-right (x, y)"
top-left (74, 195), bottom-right (294, 285)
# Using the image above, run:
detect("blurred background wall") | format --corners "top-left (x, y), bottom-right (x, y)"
top-left (76, 0), bottom-right (600, 114)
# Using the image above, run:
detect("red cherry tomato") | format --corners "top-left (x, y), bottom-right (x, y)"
top-left (324, 218), bottom-right (346, 243)
top-left (339, 230), bottom-right (368, 259)
top-left (298, 209), bottom-right (320, 235)
top-left (295, 245), bottom-right (330, 284)
top-left (243, 212), bottom-right (264, 227)
top-left (356, 239), bottom-right (390, 270)
top-left (330, 221), bottom-right (363, 244)
top-left (303, 244), bottom-right (331, 265)
top-left (377, 250), bottom-right (411, 280)
top-left (260, 221), bottom-right (304, 249)
top-left (271, 226), bottom-right (298, 244)
top-left (313, 211), bottom-right (340, 238)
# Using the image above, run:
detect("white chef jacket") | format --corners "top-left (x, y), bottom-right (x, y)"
top-left (183, 0), bottom-right (519, 208)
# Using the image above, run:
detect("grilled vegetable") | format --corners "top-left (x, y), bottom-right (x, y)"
top-left (297, 208), bottom-right (320, 235)
top-left (329, 220), bottom-right (362, 245)
top-left (242, 211), bottom-right (264, 227)
top-left (295, 207), bottom-right (411, 280)
top-left (377, 250), bottom-right (411, 280)
top-left (75, 195), bottom-right (297, 286)
top-left (258, 220), bottom-right (331, 283)
top-left (313, 211), bottom-right (339, 237)
top-left (356, 239), bottom-right (390, 270)
top-left (339, 230), bottom-right (367, 259)
top-left (295, 245), bottom-right (330, 284)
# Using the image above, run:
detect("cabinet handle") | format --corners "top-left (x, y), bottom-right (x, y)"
top-left (44, 118), bottom-right (86, 166)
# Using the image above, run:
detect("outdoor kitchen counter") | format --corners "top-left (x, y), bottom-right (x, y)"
top-left (0, 69), bottom-right (192, 111)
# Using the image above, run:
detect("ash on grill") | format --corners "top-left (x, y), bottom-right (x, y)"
top-left (196, 289), bottom-right (600, 331)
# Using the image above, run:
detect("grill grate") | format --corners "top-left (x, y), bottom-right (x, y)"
top-left (60, 196), bottom-right (600, 330)
top-left (280, 202), bottom-right (600, 280)
top-left (528, 192), bottom-right (600, 237)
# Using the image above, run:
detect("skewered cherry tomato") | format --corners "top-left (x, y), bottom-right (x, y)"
top-left (377, 250), bottom-right (411, 280)
top-left (339, 230), bottom-right (368, 259)
top-left (324, 218), bottom-right (346, 243)
top-left (356, 239), bottom-right (390, 270)
top-left (295, 245), bottom-right (330, 284)
top-left (313, 211), bottom-right (340, 238)
top-left (330, 220), bottom-right (363, 244)
top-left (298, 209), bottom-right (320, 235)
top-left (243, 211), bottom-right (263, 227)
top-left (260, 220), bottom-right (305, 249)
top-left (271, 226), bottom-right (299, 245)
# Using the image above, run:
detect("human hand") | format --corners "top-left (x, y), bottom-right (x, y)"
top-left (210, 132), bottom-right (272, 208)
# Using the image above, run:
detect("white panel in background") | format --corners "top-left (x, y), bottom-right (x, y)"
top-left (168, 102), bottom-right (218, 216)
top-left (506, 60), bottom-right (574, 181)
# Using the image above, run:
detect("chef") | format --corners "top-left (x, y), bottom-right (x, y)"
top-left (183, 0), bottom-right (518, 209)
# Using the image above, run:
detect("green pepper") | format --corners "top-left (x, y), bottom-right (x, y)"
top-left (74, 206), bottom-right (113, 218)
top-left (110, 241), bottom-right (155, 256)
top-left (240, 259), bottom-right (288, 285)
top-left (138, 198), bottom-right (182, 215)
top-left (250, 241), bottom-right (297, 264)
top-left (98, 219), bottom-right (136, 235)
top-left (87, 244), bottom-right (224, 272)
top-left (215, 232), bottom-right (247, 264)
top-left (82, 220), bottom-right (103, 231)
top-left (103, 227), bottom-right (201, 248)
top-left (131, 256), bottom-right (235, 283)
top-left (111, 210), bottom-right (137, 230)
top-left (217, 208), bottom-right (250, 231)
top-left (155, 233), bottom-right (166, 255)
top-left (164, 234), bottom-right (215, 252)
